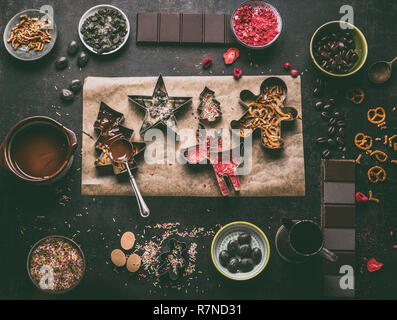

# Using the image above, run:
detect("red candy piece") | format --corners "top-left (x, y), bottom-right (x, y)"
top-left (233, 5), bottom-right (279, 47)
top-left (356, 192), bottom-right (369, 203)
top-left (283, 62), bottom-right (291, 70)
top-left (223, 48), bottom-right (240, 64)
top-left (202, 57), bottom-right (213, 69)
top-left (367, 258), bottom-right (383, 273)
top-left (290, 69), bottom-right (299, 77)
top-left (233, 68), bottom-right (243, 79)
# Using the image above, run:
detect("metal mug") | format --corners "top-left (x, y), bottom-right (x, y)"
top-left (275, 218), bottom-right (338, 264)
top-left (0, 116), bottom-right (77, 185)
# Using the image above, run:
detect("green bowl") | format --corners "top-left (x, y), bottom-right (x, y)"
top-left (310, 21), bottom-right (368, 77)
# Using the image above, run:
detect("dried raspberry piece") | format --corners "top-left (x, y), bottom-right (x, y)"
top-left (283, 62), bottom-right (291, 70)
top-left (223, 48), bottom-right (240, 65)
top-left (233, 68), bottom-right (242, 79)
top-left (367, 258), bottom-right (383, 272)
top-left (356, 192), bottom-right (369, 203)
top-left (290, 69), bottom-right (299, 77)
top-left (202, 57), bottom-right (213, 69)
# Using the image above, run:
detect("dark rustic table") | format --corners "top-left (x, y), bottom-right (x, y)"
top-left (0, 0), bottom-right (396, 300)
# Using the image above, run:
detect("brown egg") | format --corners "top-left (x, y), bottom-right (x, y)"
top-left (111, 249), bottom-right (126, 267)
top-left (121, 232), bottom-right (135, 250)
top-left (126, 254), bottom-right (141, 273)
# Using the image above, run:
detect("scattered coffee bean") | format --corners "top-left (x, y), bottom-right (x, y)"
top-left (328, 98), bottom-right (336, 105)
top-left (336, 137), bottom-right (345, 146)
top-left (67, 40), bottom-right (79, 55)
top-left (323, 104), bottom-right (333, 112)
top-left (329, 118), bottom-right (337, 126)
top-left (61, 89), bottom-right (74, 102)
top-left (69, 79), bottom-right (82, 93)
top-left (315, 101), bottom-right (323, 110)
top-left (321, 112), bottom-right (331, 120)
top-left (328, 126), bottom-right (336, 136)
top-left (316, 137), bottom-right (327, 145)
top-left (327, 138), bottom-right (337, 147)
top-left (336, 120), bottom-right (346, 127)
top-left (333, 111), bottom-right (343, 119)
top-left (338, 127), bottom-right (345, 137)
top-left (55, 56), bottom-right (68, 70)
top-left (313, 88), bottom-right (322, 97)
top-left (78, 51), bottom-right (89, 68)
top-left (322, 149), bottom-right (331, 159)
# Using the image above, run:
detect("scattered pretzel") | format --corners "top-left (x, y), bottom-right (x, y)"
top-left (392, 160), bottom-right (397, 165)
top-left (370, 150), bottom-right (388, 162)
top-left (354, 133), bottom-right (373, 151)
top-left (346, 88), bottom-right (365, 105)
top-left (368, 191), bottom-right (380, 203)
top-left (355, 154), bottom-right (363, 164)
top-left (368, 107), bottom-right (386, 125)
top-left (7, 15), bottom-right (51, 51)
top-left (368, 166), bottom-right (386, 184)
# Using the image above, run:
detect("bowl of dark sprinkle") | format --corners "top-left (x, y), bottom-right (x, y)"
top-left (78, 4), bottom-right (130, 55)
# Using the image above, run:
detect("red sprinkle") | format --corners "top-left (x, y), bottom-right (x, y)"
top-left (290, 69), bottom-right (299, 77)
top-left (367, 258), bottom-right (383, 273)
top-left (233, 5), bottom-right (279, 47)
top-left (202, 57), bottom-right (212, 69)
top-left (283, 62), bottom-right (291, 70)
top-left (223, 48), bottom-right (240, 64)
top-left (356, 192), bottom-right (369, 203)
top-left (233, 68), bottom-right (243, 79)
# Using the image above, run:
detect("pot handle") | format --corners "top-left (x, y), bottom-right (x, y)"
top-left (63, 126), bottom-right (78, 159)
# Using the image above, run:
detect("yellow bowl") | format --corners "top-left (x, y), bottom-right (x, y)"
top-left (310, 21), bottom-right (368, 77)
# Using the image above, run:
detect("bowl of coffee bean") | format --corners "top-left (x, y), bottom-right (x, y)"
top-left (310, 21), bottom-right (367, 77)
top-left (78, 5), bottom-right (130, 55)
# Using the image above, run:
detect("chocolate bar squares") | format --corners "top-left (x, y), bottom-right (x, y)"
top-left (321, 159), bottom-right (356, 298)
top-left (136, 12), bottom-right (235, 45)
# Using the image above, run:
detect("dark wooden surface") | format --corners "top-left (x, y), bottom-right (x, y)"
top-left (0, 0), bottom-right (396, 300)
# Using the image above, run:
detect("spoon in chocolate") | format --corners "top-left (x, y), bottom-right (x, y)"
top-left (109, 139), bottom-right (150, 218)
top-left (368, 56), bottom-right (397, 84)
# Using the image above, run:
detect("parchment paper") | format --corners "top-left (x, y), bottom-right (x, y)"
top-left (82, 75), bottom-right (305, 197)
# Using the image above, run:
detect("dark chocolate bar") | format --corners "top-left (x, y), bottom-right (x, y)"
top-left (137, 12), bottom-right (235, 45)
top-left (323, 205), bottom-right (355, 228)
top-left (136, 13), bottom-right (159, 43)
top-left (323, 160), bottom-right (355, 182)
top-left (159, 13), bottom-right (180, 43)
top-left (324, 228), bottom-right (355, 251)
top-left (323, 251), bottom-right (355, 274)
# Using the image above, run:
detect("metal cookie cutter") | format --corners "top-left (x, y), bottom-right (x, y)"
top-left (93, 102), bottom-right (146, 176)
top-left (128, 74), bottom-right (192, 138)
top-left (197, 86), bottom-right (222, 122)
top-left (230, 77), bottom-right (298, 151)
top-left (180, 125), bottom-right (243, 196)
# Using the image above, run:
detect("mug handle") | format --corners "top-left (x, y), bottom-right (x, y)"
top-left (63, 126), bottom-right (78, 159)
top-left (319, 247), bottom-right (338, 263)
top-left (0, 141), bottom-right (7, 169)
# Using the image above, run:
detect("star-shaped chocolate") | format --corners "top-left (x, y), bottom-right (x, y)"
top-left (181, 126), bottom-right (242, 196)
top-left (231, 77), bottom-right (298, 151)
top-left (94, 102), bottom-right (146, 176)
top-left (128, 75), bottom-right (192, 137)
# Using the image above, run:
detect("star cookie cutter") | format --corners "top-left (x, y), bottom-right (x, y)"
top-left (231, 77), bottom-right (298, 151)
top-left (128, 75), bottom-right (192, 137)
top-left (197, 87), bottom-right (222, 122)
top-left (180, 125), bottom-right (243, 196)
top-left (157, 237), bottom-right (192, 282)
top-left (93, 102), bottom-right (146, 176)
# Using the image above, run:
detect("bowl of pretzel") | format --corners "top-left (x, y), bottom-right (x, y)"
top-left (3, 9), bottom-right (57, 61)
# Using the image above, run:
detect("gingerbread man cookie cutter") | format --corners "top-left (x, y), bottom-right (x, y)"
top-left (230, 77), bottom-right (298, 151)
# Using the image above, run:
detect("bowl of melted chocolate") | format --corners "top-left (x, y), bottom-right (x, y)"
top-left (0, 116), bottom-right (77, 183)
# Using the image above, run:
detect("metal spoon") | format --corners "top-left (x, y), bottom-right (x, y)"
top-left (368, 56), bottom-right (397, 84)
top-left (109, 139), bottom-right (150, 218)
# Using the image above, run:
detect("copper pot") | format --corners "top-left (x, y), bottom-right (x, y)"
top-left (0, 116), bottom-right (77, 184)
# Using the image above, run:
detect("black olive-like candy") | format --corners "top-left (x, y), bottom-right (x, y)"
top-left (251, 248), bottom-right (262, 265)
top-left (238, 244), bottom-right (252, 258)
top-left (227, 240), bottom-right (239, 256)
top-left (227, 257), bottom-right (240, 273)
top-left (55, 56), bottom-right (68, 70)
top-left (67, 40), bottom-right (79, 56)
top-left (240, 258), bottom-right (255, 272)
top-left (219, 250), bottom-right (230, 268)
top-left (238, 233), bottom-right (251, 245)
top-left (78, 51), bottom-right (89, 68)
top-left (69, 79), bottom-right (82, 93)
top-left (60, 89), bottom-right (74, 102)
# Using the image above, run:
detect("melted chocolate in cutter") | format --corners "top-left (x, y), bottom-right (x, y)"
top-left (230, 77), bottom-right (298, 151)
top-left (94, 102), bottom-right (146, 176)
